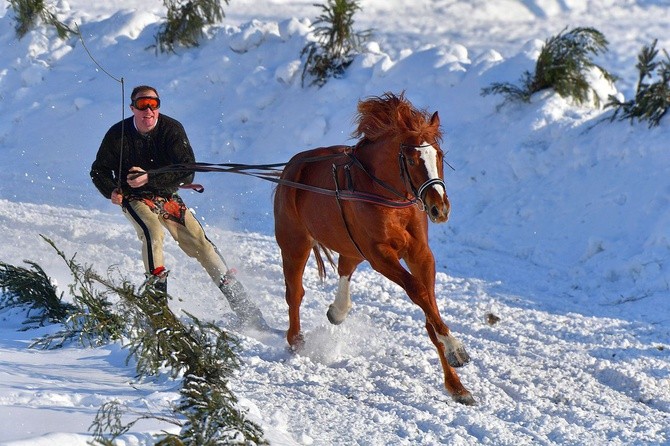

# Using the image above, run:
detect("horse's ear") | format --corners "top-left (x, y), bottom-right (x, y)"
top-left (430, 111), bottom-right (440, 127)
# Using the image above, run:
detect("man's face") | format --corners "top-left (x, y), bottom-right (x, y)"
top-left (130, 90), bottom-right (160, 133)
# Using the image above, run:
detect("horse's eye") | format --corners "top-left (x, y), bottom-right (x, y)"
top-left (407, 158), bottom-right (415, 166)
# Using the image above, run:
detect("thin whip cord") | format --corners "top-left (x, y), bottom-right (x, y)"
top-left (76, 23), bottom-right (126, 190)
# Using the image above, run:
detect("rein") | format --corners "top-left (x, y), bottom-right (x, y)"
top-left (141, 145), bottom-right (447, 261)
top-left (140, 149), bottom-right (434, 210)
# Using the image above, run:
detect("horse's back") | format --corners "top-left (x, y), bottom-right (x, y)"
top-left (275, 144), bottom-right (349, 207)
top-left (280, 145), bottom-right (349, 181)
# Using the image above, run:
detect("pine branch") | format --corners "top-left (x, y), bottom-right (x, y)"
top-left (156, 0), bottom-right (229, 53)
top-left (482, 27), bottom-right (615, 107)
top-left (8, 0), bottom-right (75, 39)
top-left (606, 39), bottom-right (670, 127)
top-left (3, 237), bottom-right (266, 444)
top-left (301, 0), bottom-right (372, 87)
top-left (90, 276), bottom-right (266, 444)
top-left (30, 236), bottom-right (125, 349)
top-left (0, 260), bottom-right (74, 329)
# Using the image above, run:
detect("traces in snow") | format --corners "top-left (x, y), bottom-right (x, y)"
top-left (227, 248), bottom-right (670, 445)
top-left (0, 202), bottom-right (668, 445)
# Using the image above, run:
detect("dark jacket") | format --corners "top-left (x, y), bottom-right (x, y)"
top-left (90, 114), bottom-right (195, 199)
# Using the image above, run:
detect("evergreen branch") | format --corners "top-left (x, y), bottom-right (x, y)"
top-left (8, 0), bottom-right (75, 39)
top-left (30, 236), bottom-right (125, 349)
top-left (0, 259), bottom-right (74, 329)
top-left (156, 0), bottom-right (229, 53)
top-left (3, 237), bottom-right (266, 444)
top-left (301, 0), bottom-right (372, 87)
top-left (606, 39), bottom-right (670, 127)
top-left (89, 276), bottom-right (266, 444)
top-left (482, 27), bottom-right (615, 107)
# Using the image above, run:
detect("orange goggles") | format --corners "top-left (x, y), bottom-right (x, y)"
top-left (131, 96), bottom-right (161, 110)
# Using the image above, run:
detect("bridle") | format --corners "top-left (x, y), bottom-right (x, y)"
top-left (329, 142), bottom-right (448, 260)
top-left (398, 143), bottom-right (447, 211)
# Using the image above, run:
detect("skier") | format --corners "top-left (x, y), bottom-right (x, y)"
top-left (90, 84), bottom-right (267, 329)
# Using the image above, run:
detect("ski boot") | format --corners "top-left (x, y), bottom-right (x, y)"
top-left (219, 270), bottom-right (269, 330)
top-left (144, 266), bottom-right (169, 304)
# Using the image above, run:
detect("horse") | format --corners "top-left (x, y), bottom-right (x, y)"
top-left (273, 92), bottom-right (475, 405)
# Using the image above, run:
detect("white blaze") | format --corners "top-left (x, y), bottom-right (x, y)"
top-left (417, 141), bottom-right (445, 194)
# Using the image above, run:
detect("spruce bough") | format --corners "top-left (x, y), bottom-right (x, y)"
top-left (482, 27), bottom-right (615, 107)
top-left (607, 39), bottom-right (670, 127)
top-left (1, 236), bottom-right (266, 445)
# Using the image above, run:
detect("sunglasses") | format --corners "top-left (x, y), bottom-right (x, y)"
top-left (131, 96), bottom-right (161, 111)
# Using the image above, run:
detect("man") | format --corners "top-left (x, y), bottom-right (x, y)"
top-left (90, 85), bottom-right (267, 329)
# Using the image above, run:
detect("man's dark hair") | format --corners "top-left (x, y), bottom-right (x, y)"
top-left (131, 85), bottom-right (159, 100)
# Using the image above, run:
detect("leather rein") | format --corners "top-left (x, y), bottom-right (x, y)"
top-left (141, 144), bottom-right (447, 213)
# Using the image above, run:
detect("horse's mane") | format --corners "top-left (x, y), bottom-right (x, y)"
top-left (352, 92), bottom-right (442, 144)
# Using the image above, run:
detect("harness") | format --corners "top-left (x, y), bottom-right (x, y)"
top-left (139, 144), bottom-right (447, 260)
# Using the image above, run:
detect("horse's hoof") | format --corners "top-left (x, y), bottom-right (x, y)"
top-left (326, 304), bottom-right (347, 325)
top-left (452, 392), bottom-right (476, 406)
top-left (287, 332), bottom-right (305, 352)
top-left (447, 346), bottom-right (471, 368)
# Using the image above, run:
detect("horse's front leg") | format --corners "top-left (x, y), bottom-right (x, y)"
top-left (404, 251), bottom-right (472, 369)
top-left (425, 322), bottom-right (475, 405)
top-left (371, 248), bottom-right (475, 405)
top-left (327, 255), bottom-right (362, 325)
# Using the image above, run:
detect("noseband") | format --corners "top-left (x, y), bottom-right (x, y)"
top-left (399, 143), bottom-right (447, 211)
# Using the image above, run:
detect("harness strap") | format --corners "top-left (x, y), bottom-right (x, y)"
top-left (140, 157), bottom-right (421, 209)
top-left (347, 153), bottom-right (414, 202)
top-left (332, 164), bottom-right (367, 260)
top-left (137, 144), bottom-right (447, 210)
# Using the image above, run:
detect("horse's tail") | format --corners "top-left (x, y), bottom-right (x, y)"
top-left (312, 242), bottom-right (336, 281)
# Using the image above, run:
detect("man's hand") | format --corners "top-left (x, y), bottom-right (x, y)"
top-left (111, 189), bottom-right (123, 205)
top-left (127, 166), bottom-right (148, 188)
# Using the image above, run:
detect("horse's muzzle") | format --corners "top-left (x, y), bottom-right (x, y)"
top-left (421, 181), bottom-right (450, 223)
top-left (427, 200), bottom-right (450, 223)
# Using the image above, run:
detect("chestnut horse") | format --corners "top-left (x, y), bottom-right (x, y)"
top-left (273, 92), bottom-right (474, 405)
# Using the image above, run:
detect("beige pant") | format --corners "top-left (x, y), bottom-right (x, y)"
top-left (123, 198), bottom-right (228, 283)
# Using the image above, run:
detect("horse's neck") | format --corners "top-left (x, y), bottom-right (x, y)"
top-left (352, 140), bottom-right (404, 192)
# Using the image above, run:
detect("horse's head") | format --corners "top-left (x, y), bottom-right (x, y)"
top-left (399, 111), bottom-right (450, 223)
top-left (353, 92), bottom-right (451, 223)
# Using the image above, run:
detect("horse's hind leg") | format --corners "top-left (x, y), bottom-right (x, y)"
top-left (326, 256), bottom-right (361, 325)
top-left (275, 224), bottom-right (312, 349)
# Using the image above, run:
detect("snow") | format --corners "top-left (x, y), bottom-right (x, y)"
top-left (0, 0), bottom-right (669, 444)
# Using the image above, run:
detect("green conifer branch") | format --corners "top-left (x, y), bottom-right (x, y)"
top-left (482, 27), bottom-right (615, 107)
top-left (156, 0), bottom-right (229, 53)
top-left (0, 259), bottom-right (74, 329)
top-left (1, 237), bottom-right (266, 444)
top-left (7, 0), bottom-right (75, 39)
top-left (607, 39), bottom-right (670, 127)
top-left (301, 0), bottom-right (372, 87)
